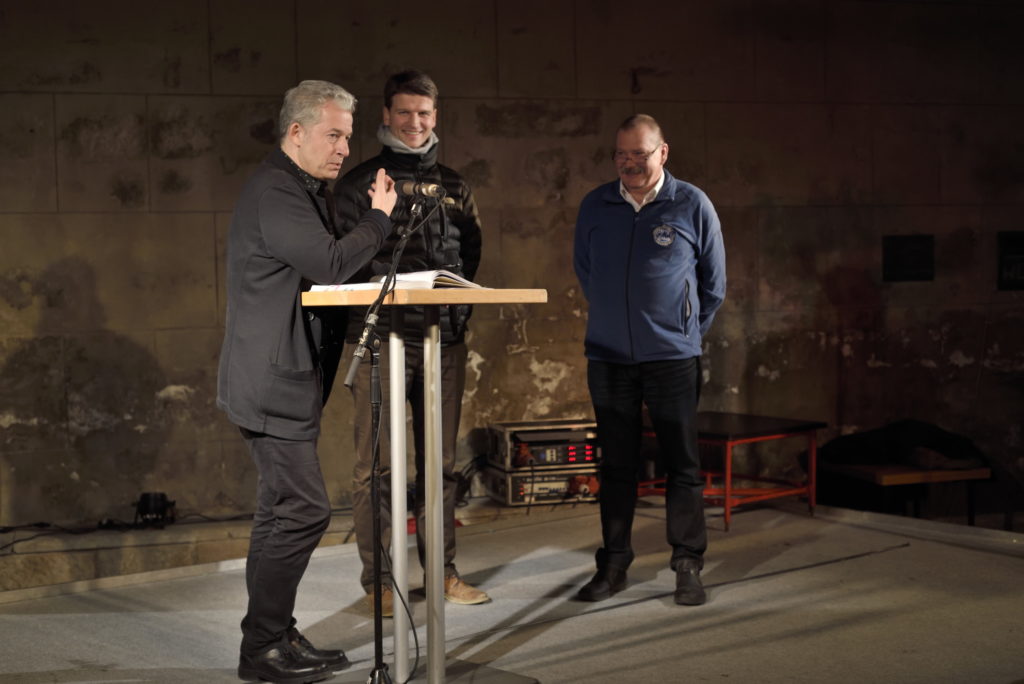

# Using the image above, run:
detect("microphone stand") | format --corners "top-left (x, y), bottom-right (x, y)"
top-left (366, 335), bottom-right (391, 684)
top-left (342, 197), bottom-right (437, 684)
top-left (343, 201), bottom-right (423, 390)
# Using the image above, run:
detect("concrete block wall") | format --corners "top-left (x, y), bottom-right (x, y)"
top-left (1, 0), bottom-right (1022, 535)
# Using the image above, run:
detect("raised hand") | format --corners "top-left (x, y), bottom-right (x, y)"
top-left (368, 167), bottom-right (398, 216)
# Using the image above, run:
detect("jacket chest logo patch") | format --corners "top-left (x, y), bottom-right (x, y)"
top-left (652, 225), bottom-right (675, 246)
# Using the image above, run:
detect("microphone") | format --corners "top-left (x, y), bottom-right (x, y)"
top-left (397, 180), bottom-right (445, 198)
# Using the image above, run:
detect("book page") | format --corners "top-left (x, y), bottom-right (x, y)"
top-left (309, 269), bottom-right (483, 291)
top-left (393, 270), bottom-right (481, 288)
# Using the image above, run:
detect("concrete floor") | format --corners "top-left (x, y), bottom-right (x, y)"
top-left (0, 501), bottom-right (1022, 684)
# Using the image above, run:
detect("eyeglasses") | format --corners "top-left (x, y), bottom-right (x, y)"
top-left (612, 144), bottom-right (663, 163)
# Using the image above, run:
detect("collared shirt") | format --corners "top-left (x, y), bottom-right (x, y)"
top-left (278, 148), bottom-right (340, 237)
top-left (619, 172), bottom-right (665, 212)
top-left (282, 150), bottom-right (327, 196)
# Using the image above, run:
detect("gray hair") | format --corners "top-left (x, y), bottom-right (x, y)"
top-left (619, 113), bottom-right (665, 144)
top-left (278, 80), bottom-right (357, 142)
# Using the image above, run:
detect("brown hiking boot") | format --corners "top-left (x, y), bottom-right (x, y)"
top-left (364, 585), bottom-right (394, 617)
top-left (444, 574), bottom-right (491, 605)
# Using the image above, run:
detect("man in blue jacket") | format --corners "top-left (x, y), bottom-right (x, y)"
top-left (217, 80), bottom-right (397, 682)
top-left (573, 114), bottom-right (726, 606)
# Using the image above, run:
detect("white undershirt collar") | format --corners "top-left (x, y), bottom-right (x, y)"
top-left (619, 172), bottom-right (665, 212)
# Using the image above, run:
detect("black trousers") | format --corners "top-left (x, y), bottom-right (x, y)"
top-left (587, 357), bottom-right (706, 571)
top-left (348, 341), bottom-right (466, 591)
top-left (239, 428), bottom-right (331, 655)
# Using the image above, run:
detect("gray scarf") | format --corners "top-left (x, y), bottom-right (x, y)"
top-left (377, 123), bottom-right (439, 155)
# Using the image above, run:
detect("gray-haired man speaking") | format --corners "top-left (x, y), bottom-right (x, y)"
top-left (217, 80), bottom-right (397, 683)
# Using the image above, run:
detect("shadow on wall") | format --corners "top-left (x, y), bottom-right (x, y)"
top-left (0, 258), bottom-right (171, 527)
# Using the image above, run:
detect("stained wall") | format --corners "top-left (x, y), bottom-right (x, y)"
top-left (0, 0), bottom-right (1021, 528)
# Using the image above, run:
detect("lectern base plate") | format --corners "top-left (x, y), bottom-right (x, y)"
top-left (335, 658), bottom-right (538, 683)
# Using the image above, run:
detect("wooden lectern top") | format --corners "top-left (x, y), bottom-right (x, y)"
top-left (302, 288), bottom-right (547, 307)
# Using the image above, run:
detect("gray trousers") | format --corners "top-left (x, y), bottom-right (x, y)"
top-left (348, 340), bottom-right (467, 591)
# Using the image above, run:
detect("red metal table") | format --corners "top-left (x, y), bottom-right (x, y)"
top-left (638, 411), bottom-right (827, 530)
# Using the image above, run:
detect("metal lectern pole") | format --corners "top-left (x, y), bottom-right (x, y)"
top-left (423, 305), bottom-right (445, 684)
top-left (389, 308), bottom-right (409, 682)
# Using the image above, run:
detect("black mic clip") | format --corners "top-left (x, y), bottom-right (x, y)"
top-left (396, 201), bottom-right (425, 239)
top-left (343, 312), bottom-right (379, 388)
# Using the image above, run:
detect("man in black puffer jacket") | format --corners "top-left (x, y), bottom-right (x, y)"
top-left (332, 70), bottom-right (487, 614)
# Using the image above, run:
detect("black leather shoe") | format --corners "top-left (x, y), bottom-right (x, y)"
top-left (237, 645), bottom-right (330, 683)
top-left (576, 566), bottom-right (628, 602)
top-left (674, 558), bottom-right (706, 606)
top-left (288, 627), bottom-right (350, 673)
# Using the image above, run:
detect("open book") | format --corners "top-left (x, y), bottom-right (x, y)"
top-left (310, 269), bottom-right (483, 292)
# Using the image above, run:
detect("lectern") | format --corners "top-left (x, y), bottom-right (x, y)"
top-left (302, 287), bottom-right (547, 684)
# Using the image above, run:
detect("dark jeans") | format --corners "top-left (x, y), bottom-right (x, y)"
top-left (587, 357), bottom-right (706, 571)
top-left (239, 428), bottom-right (331, 655)
top-left (348, 340), bottom-right (466, 591)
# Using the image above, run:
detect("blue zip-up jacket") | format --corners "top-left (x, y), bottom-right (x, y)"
top-left (573, 171), bottom-right (726, 363)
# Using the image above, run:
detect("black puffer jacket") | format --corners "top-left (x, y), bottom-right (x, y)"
top-left (333, 143), bottom-right (483, 346)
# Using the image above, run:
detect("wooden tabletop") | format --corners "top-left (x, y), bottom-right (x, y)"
top-left (821, 463), bottom-right (992, 486)
top-left (302, 287), bottom-right (547, 307)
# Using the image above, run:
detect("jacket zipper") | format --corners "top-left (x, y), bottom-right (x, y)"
top-left (626, 212), bottom-right (638, 360)
top-left (416, 172), bottom-right (437, 266)
top-left (684, 279), bottom-right (691, 338)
